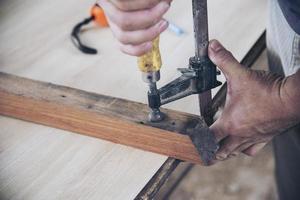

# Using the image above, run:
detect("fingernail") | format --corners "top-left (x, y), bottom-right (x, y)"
top-left (210, 40), bottom-right (223, 52)
top-left (232, 152), bottom-right (238, 156)
top-left (158, 20), bottom-right (169, 32)
top-left (216, 153), bottom-right (227, 160)
top-left (228, 153), bottom-right (238, 158)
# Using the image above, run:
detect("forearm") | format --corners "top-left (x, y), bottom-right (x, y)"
top-left (281, 70), bottom-right (300, 120)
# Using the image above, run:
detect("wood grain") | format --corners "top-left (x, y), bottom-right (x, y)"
top-left (0, 72), bottom-right (205, 164)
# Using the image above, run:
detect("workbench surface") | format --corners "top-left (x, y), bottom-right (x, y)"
top-left (0, 0), bottom-right (266, 199)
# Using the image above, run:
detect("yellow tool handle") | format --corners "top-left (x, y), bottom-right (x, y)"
top-left (137, 37), bottom-right (162, 73)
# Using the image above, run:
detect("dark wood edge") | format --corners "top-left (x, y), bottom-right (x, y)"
top-left (135, 158), bottom-right (181, 200)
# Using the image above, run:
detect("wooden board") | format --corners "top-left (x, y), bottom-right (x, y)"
top-left (0, 0), bottom-right (267, 199)
top-left (0, 72), bottom-right (206, 164)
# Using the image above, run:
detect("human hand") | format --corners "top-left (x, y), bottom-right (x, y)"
top-left (98, 0), bottom-right (172, 56)
top-left (208, 40), bottom-right (300, 161)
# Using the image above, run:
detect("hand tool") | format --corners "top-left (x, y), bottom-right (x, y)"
top-left (193, 0), bottom-right (215, 125)
top-left (137, 37), bottom-right (164, 122)
top-left (139, 0), bottom-right (220, 165)
top-left (71, 4), bottom-right (108, 54)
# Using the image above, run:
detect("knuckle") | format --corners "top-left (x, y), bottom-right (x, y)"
top-left (120, 45), bottom-right (147, 57)
top-left (114, 1), bottom-right (130, 11)
top-left (148, 2), bottom-right (157, 8)
top-left (119, 46), bottom-right (128, 54)
top-left (145, 4), bottom-right (166, 25)
top-left (119, 45), bottom-right (135, 56)
top-left (139, 11), bottom-right (161, 30)
top-left (148, 0), bottom-right (160, 8)
top-left (118, 34), bottom-right (128, 44)
top-left (150, 26), bottom-right (161, 39)
top-left (134, 50), bottom-right (146, 57)
top-left (152, 15), bottom-right (161, 25)
top-left (217, 49), bottom-right (233, 66)
top-left (224, 119), bottom-right (242, 137)
top-left (223, 119), bottom-right (234, 134)
top-left (132, 47), bottom-right (146, 56)
top-left (114, 30), bottom-right (129, 44)
top-left (115, 14), bottom-right (131, 30)
top-left (152, 7), bottom-right (167, 23)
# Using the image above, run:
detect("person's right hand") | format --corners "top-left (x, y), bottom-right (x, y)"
top-left (98, 0), bottom-right (172, 56)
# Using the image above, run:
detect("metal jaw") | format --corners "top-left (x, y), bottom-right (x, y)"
top-left (143, 71), bottom-right (165, 122)
top-left (147, 80), bottom-right (165, 122)
top-left (159, 56), bottom-right (221, 105)
top-left (146, 56), bottom-right (221, 110)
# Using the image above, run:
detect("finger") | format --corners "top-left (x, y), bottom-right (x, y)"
top-left (109, 0), bottom-right (172, 11)
top-left (219, 151), bottom-right (240, 161)
top-left (208, 40), bottom-right (244, 80)
top-left (215, 136), bottom-right (246, 161)
top-left (243, 142), bottom-right (267, 156)
top-left (207, 159), bottom-right (219, 166)
top-left (210, 120), bottom-right (228, 143)
top-left (119, 42), bottom-right (153, 56)
top-left (110, 19), bottom-right (168, 45)
top-left (229, 142), bottom-right (254, 157)
top-left (99, 0), bottom-right (170, 31)
top-left (228, 152), bottom-right (239, 158)
top-left (234, 142), bottom-right (255, 153)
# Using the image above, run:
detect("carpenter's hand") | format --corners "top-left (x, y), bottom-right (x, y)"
top-left (98, 0), bottom-right (171, 56)
top-left (208, 40), bottom-right (299, 161)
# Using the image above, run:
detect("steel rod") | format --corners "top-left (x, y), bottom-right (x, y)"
top-left (192, 0), bottom-right (209, 59)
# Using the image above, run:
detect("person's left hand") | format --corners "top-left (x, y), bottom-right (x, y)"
top-left (207, 40), bottom-right (299, 161)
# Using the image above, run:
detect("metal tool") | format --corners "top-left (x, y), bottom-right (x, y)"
top-left (71, 4), bottom-right (109, 54)
top-left (185, 11), bottom-right (220, 163)
top-left (193, 0), bottom-right (214, 125)
top-left (139, 0), bottom-right (220, 165)
top-left (138, 37), bottom-right (164, 122)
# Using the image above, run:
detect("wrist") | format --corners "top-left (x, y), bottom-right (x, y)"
top-left (279, 70), bottom-right (300, 120)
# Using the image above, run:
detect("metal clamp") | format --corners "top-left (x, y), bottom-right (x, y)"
top-left (147, 56), bottom-right (221, 109)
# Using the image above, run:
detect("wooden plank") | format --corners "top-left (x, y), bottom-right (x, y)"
top-left (0, 72), bottom-right (206, 164)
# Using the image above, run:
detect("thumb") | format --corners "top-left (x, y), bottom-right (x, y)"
top-left (208, 40), bottom-right (243, 79)
top-left (243, 142), bottom-right (267, 156)
top-left (210, 119), bottom-right (228, 143)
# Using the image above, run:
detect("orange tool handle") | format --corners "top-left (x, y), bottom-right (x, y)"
top-left (91, 4), bottom-right (109, 27)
